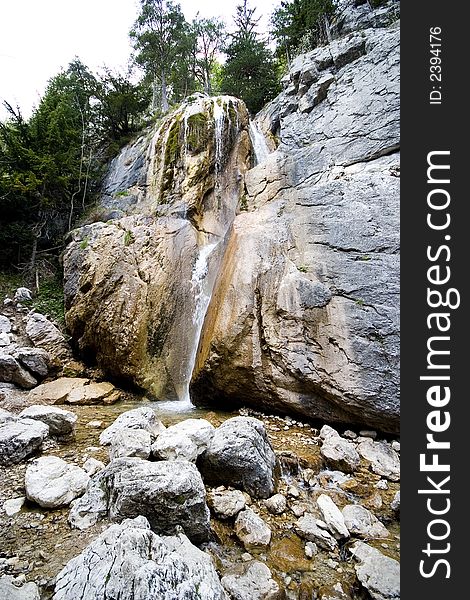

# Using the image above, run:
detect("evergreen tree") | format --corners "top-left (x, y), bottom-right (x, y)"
top-left (193, 16), bottom-right (225, 95)
top-left (221, 1), bottom-right (280, 114)
top-left (130, 0), bottom-right (189, 112)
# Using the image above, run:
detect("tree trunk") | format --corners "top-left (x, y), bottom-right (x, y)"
top-left (161, 69), bottom-right (169, 113)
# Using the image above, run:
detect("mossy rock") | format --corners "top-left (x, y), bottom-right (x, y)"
top-left (186, 113), bottom-right (209, 154)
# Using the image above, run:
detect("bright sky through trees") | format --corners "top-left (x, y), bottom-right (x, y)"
top-left (0, 0), bottom-right (276, 119)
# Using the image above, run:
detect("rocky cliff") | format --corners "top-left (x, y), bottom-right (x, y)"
top-left (63, 0), bottom-right (400, 433)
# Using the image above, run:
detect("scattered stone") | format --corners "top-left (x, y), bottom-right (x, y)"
top-left (235, 508), bottom-right (272, 550)
top-left (290, 502), bottom-right (307, 518)
top-left (54, 516), bottom-right (226, 600)
top-left (390, 491), bottom-right (400, 512)
top-left (342, 505), bottom-right (389, 539)
top-left (0, 315), bottom-right (12, 333)
top-left (295, 513), bottom-right (337, 551)
top-left (287, 485), bottom-right (300, 498)
top-left (350, 541), bottom-right (400, 600)
top-left (357, 440), bottom-right (400, 481)
top-left (359, 430), bottom-right (377, 439)
top-left (152, 429), bottom-right (199, 462)
top-left (0, 354), bottom-right (37, 389)
top-left (19, 405), bottom-right (77, 437)
top-left (82, 458), bottom-right (105, 476)
top-left (69, 458), bottom-right (211, 543)
top-left (321, 436), bottom-right (360, 473)
top-left (86, 420), bottom-right (103, 428)
top-left (221, 561), bottom-right (281, 600)
top-left (198, 417), bottom-right (277, 499)
top-left (0, 418), bottom-right (49, 466)
top-left (2, 497), bottom-right (25, 517)
top-left (343, 430), bottom-right (357, 440)
top-left (0, 575), bottom-right (39, 600)
top-left (109, 428), bottom-right (151, 460)
top-left (28, 377), bottom-right (89, 404)
top-left (317, 494), bottom-right (349, 539)
top-left (264, 493), bottom-right (287, 515)
top-left (320, 425), bottom-right (340, 440)
top-left (319, 582), bottom-right (351, 600)
top-left (375, 480), bottom-right (388, 490)
top-left (0, 333), bottom-right (10, 347)
top-left (67, 381), bottom-right (120, 405)
top-left (25, 456), bottom-right (90, 509)
top-left (304, 542), bottom-right (318, 558)
top-left (99, 407), bottom-right (165, 445)
top-left (12, 348), bottom-right (50, 378)
top-left (14, 288), bottom-right (33, 302)
top-left (391, 441), bottom-right (400, 452)
top-left (162, 418), bottom-right (215, 455)
top-left (25, 312), bottom-right (65, 359)
top-left (208, 489), bottom-right (246, 519)
top-left (241, 553), bottom-right (252, 562)
top-left (365, 491), bottom-right (383, 510)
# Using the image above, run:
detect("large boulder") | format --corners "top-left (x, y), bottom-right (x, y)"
top-left (350, 541), bottom-right (400, 600)
top-left (342, 504), bottom-right (389, 539)
top-left (19, 405), bottom-right (77, 437)
top-left (152, 418), bottom-right (215, 462)
top-left (12, 347), bottom-right (50, 378)
top-left (0, 576), bottom-right (40, 600)
top-left (221, 561), bottom-right (281, 600)
top-left (234, 508), bottom-right (272, 550)
top-left (191, 17), bottom-right (400, 434)
top-left (108, 428), bottom-right (152, 460)
top-left (25, 312), bottom-right (68, 362)
top-left (0, 353), bottom-right (37, 389)
top-left (25, 456), bottom-right (90, 508)
top-left (63, 96), bottom-right (251, 400)
top-left (69, 457), bottom-right (211, 543)
top-left (99, 407), bottom-right (165, 445)
top-left (198, 417), bottom-right (277, 499)
top-left (357, 439), bottom-right (400, 481)
top-left (0, 418), bottom-right (49, 466)
top-left (53, 516), bottom-right (227, 600)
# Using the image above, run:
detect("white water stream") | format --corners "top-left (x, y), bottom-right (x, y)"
top-left (249, 121), bottom-right (271, 165)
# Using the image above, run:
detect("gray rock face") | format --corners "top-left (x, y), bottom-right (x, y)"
top-left (19, 405), bottom-right (77, 437)
top-left (198, 417), bottom-right (277, 499)
top-left (69, 458), bottom-right (211, 543)
top-left (221, 561), bottom-right (281, 600)
top-left (350, 541), bottom-right (400, 600)
top-left (208, 489), bottom-right (246, 519)
top-left (99, 407), bottom-right (165, 446)
top-left (54, 516), bottom-right (227, 600)
top-left (12, 348), bottom-right (50, 378)
top-left (342, 504), bottom-right (389, 539)
top-left (0, 418), bottom-right (49, 466)
top-left (108, 428), bottom-right (152, 460)
top-left (25, 312), bottom-right (67, 360)
top-left (25, 456), bottom-right (90, 508)
top-left (234, 508), bottom-right (272, 550)
top-left (0, 576), bottom-right (40, 600)
top-left (14, 288), bottom-right (33, 302)
top-left (0, 316), bottom-right (12, 333)
top-left (0, 353), bottom-right (37, 389)
top-left (357, 439), bottom-right (400, 481)
top-left (192, 13), bottom-right (400, 433)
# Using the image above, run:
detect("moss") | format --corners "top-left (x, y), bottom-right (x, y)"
top-left (80, 238), bottom-right (89, 250)
top-left (115, 189), bottom-right (130, 198)
top-left (124, 230), bottom-right (135, 246)
top-left (239, 194), bottom-right (248, 211)
top-left (297, 265), bottom-right (309, 273)
top-left (161, 117), bottom-right (182, 196)
top-left (186, 113), bottom-right (209, 154)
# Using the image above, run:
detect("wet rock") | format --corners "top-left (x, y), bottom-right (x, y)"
top-left (317, 494), bottom-right (349, 539)
top-left (342, 505), bottom-right (389, 539)
top-left (82, 457), bottom-right (105, 476)
top-left (375, 479), bottom-right (388, 490)
top-left (320, 436), bottom-right (360, 473)
top-left (25, 456), bottom-right (90, 509)
top-left (19, 405), bottom-right (77, 437)
top-left (304, 541), bottom-right (318, 558)
top-left (390, 491), bottom-right (400, 512)
top-left (99, 407), bottom-right (165, 445)
top-left (12, 348), bottom-right (50, 378)
top-left (2, 497), bottom-right (25, 516)
top-left (295, 513), bottom-right (337, 551)
top-left (357, 439), bottom-right (400, 481)
top-left (350, 541), bottom-right (400, 600)
top-left (319, 582), bottom-right (351, 600)
top-left (0, 575), bottom-right (39, 600)
top-left (264, 493), bottom-right (287, 515)
top-left (198, 417), bottom-right (277, 499)
top-left (53, 516), bottom-right (226, 600)
top-left (0, 354), bottom-right (37, 389)
top-left (221, 560), bottom-right (281, 600)
top-left (28, 377), bottom-right (89, 404)
top-left (0, 418), bottom-right (49, 466)
top-left (208, 489), bottom-right (246, 519)
top-left (108, 428), bottom-right (151, 460)
top-left (69, 457), bottom-right (211, 543)
top-left (67, 381), bottom-right (120, 405)
top-left (234, 508), bottom-right (272, 550)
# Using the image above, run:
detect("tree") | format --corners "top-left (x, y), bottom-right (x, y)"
top-left (130, 0), bottom-right (189, 112)
top-left (271, 0), bottom-right (337, 62)
top-left (221, 1), bottom-right (280, 114)
top-left (193, 16), bottom-right (225, 95)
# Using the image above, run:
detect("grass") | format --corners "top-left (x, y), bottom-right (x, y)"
top-left (32, 276), bottom-right (65, 327)
top-left (124, 230), bottom-right (135, 246)
top-left (297, 265), bottom-right (309, 273)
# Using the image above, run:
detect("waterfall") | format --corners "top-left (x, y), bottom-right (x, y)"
top-left (213, 99), bottom-right (225, 174)
top-left (249, 121), bottom-right (271, 165)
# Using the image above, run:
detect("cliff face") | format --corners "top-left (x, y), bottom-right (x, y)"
top-left (191, 1), bottom-right (400, 433)
top-left (63, 1), bottom-right (400, 432)
top-left (63, 96), bottom-right (251, 400)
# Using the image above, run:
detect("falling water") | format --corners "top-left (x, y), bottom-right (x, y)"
top-left (213, 99), bottom-right (225, 174)
top-left (249, 121), bottom-right (271, 165)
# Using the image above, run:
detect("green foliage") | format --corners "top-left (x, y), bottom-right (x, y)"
top-left (124, 230), bottom-right (135, 246)
top-left (186, 113), bottom-right (209, 153)
top-left (297, 265), bottom-right (309, 273)
top-left (32, 275), bottom-right (65, 326)
top-left (271, 0), bottom-right (337, 60)
top-left (80, 238), bottom-right (89, 250)
top-left (221, 1), bottom-right (280, 114)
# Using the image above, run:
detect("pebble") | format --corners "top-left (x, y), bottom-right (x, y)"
top-left (375, 479), bottom-right (388, 490)
top-left (327, 559), bottom-right (338, 569)
top-left (359, 430), bottom-right (377, 439)
top-left (343, 430), bottom-right (357, 439)
top-left (86, 420), bottom-right (104, 429)
top-left (392, 441), bottom-right (400, 452)
top-left (241, 553), bottom-right (252, 562)
top-left (287, 486), bottom-right (300, 498)
top-left (305, 542), bottom-right (318, 558)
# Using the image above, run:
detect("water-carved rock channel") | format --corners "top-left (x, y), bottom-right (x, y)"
top-left (0, 2), bottom-right (400, 598)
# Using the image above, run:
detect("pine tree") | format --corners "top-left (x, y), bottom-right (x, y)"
top-left (221, 1), bottom-right (280, 114)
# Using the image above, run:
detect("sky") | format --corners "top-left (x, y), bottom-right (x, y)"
top-left (0, 0), bottom-right (278, 120)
